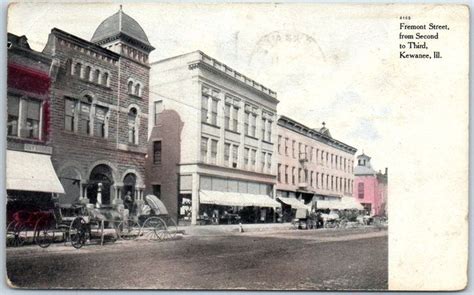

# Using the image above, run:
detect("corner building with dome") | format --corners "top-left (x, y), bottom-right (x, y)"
top-left (42, 8), bottom-right (154, 207)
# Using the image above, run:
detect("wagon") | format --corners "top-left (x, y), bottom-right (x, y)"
top-left (117, 195), bottom-right (179, 241)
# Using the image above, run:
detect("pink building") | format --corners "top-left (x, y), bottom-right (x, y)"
top-left (353, 154), bottom-right (388, 216)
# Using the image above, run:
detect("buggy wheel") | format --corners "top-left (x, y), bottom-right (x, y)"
top-left (34, 216), bottom-right (55, 248)
top-left (142, 217), bottom-right (168, 241)
top-left (117, 219), bottom-right (141, 240)
top-left (69, 217), bottom-right (87, 249)
top-left (7, 222), bottom-right (27, 247)
top-left (162, 216), bottom-right (178, 240)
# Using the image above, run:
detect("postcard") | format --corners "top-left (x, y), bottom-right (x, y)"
top-left (4, 2), bottom-right (469, 291)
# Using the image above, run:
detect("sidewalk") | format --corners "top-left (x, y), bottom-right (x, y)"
top-left (180, 222), bottom-right (294, 236)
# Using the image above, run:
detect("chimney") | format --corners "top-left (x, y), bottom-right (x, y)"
top-left (385, 167), bottom-right (388, 176)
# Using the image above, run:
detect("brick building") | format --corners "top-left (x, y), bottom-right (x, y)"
top-left (41, 7), bottom-right (154, 207)
top-left (353, 153), bottom-right (388, 216)
top-left (6, 33), bottom-right (65, 213)
top-left (147, 51), bottom-right (280, 225)
top-left (276, 116), bottom-right (360, 217)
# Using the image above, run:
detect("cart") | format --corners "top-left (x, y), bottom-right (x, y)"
top-left (117, 195), bottom-right (179, 241)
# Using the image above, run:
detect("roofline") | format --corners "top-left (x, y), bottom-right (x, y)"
top-left (151, 50), bottom-right (279, 104)
top-left (8, 33), bottom-right (52, 64)
top-left (50, 28), bottom-right (121, 60)
top-left (278, 115), bottom-right (358, 154)
top-left (93, 32), bottom-right (155, 52)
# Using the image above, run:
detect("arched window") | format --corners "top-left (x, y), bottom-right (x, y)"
top-left (128, 107), bottom-right (138, 144)
top-left (102, 72), bottom-right (109, 86)
top-left (84, 66), bottom-right (91, 80)
top-left (93, 69), bottom-right (100, 83)
top-left (128, 80), bottom-right (134, 94)
top-left (74, 63), bottom-right (82, 76)
top-left (134, 83), bottom-right (141, 96)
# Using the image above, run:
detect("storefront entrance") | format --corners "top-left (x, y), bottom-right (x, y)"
top-left (87, 164), bottom-right (113, 205)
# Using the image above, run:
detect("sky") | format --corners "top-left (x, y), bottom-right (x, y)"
top-left (6, 2), bottom-right (470, 289)
top-left (7, 2), bottom-right (395, 170)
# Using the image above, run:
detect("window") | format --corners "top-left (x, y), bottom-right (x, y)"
top-left (292, 167), bottom-right (296, 185)
top-left (154, 100), bottom-right (163, 125)
top-left (321, 174), bottom-right (325, 189)
top-left (24, 99), bottom-right (41, 139)
top-left (93, 69), bottom-right (100, 83)
top-left (211, 99), bottom-right (218, 126)
top-left (224, 143), bottom-right (231, 167)
top-left (95, 106), bottom-right (107, 138)
top-left (285, 138), bottom-right (289, 155)
top-left (79, 101), bottom-right (91, 135)
top-left (251, 149), bottom-right (256, 170)
top-left (231, 106), bottom-right (238, 132)
top-left (201, 137), bottom-right (208, 161)
top-left (358, 183), bottom-right (364, 199)
top-left (310, 171), bottom-right (314, 187)
top-left (224, 104), bottom-right (231, 129)
top-left (65, 98), bottom-right (76, 132)
top-left (331, 176), bottom-right (334, 190)
top-left (310, 147), bottom-right (314, 162)
top-left (266, 120), bottom-right (272, 142)
top-left (128, 108), bottom-right (138, 144)
top-left (201, 95), bottom-right (209, 123)
top-left (278, 136), bottom-right (282, 154)
top-left (298, 168), bottom-right (302, 183)
top-left (267, 153), bottom-right (272, 170)
top-left (7, 96), bottom-right (19, 136)
top-left (292, 141), bottom-right (296, 158)
top-left (244, 147), bottom-right (250, 169)
top-left (261, 117), bottom-right (266, 139)
top-left (232, 145), bottom-right (238, 168)
top-left (128, 81), bottom-right (134, 94)
top-left (250, 113), bottom-right (257, 137)
top-left (135, 83), bottom-right (141, 96)
top-left (260, 151), bottom-right (266, 172)
top-left (84, 66), bottom-right (91, 80)
top-left (316, 172), bottom-right (320, 188)
top-left (285, 165), bottom-right (289, 184)
top-left (210, 139), bottom-right (218, 164)
top-left (244, 111), bottom-right (249, 135)
top-left (74, 63), bottom-right (82, 76)
top-left (102, 72), bottom-right (109, 86)
top-left (153, 141), bottom-right (162, 164)
top-left (277, 164), bottom-right (281, 182)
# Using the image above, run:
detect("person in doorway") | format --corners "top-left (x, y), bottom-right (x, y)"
top-left (260, 208), bottom-right (267, 223)
top-left (124, 191), bottom-right (133, 214)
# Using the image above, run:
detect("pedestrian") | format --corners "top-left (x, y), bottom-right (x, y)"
top-left (124, 191), bottom-right (133, 214)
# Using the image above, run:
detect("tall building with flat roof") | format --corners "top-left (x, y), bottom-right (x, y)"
top-left (276, 115), bottom-right (358, 218)
top-left (147, 51), bottom-right (279, 224)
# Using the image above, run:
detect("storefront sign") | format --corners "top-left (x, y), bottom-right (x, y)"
top-left (24, 143), bottom-right (52, 154)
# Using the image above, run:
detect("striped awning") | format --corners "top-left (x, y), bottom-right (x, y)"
top-left (200, 190), bottom-right (281, 208)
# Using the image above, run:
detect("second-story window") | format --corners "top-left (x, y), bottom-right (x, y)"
top-left (135, 83), bottom-right (141, 97)
top-left (224, 143), bottom-right (231, 167)
top-left (153, 141), bottom-right (162, 165)
top-left (232, 145), bottom-right (238, 168)
top-left (128, 108), bottom-right (138, 144)
top-left (358, 182), bottom-right (364, 199)
top-left (211, 98), bottom-right (218, 126)
top-left (25, 100), bottom-right (41, 139)
top-left (201, 137), bottom-right (208, 162)
top-left (285, 165), bottom-right (289, 184)
top-left (244, 147), bottom-right (250, 169)
top-left (210, 139), bottom-right (218, 164)
top-left (84, 66), bottom-right (91, 80)
top-left (277, 164), bottom-right (281, 182)
top-left (224, 103), bottom-right (231, 129)
top-left (251, 149), bottom-right (256, 170)
top-left (79, 103), bottom-right (91, 135)
top-left (7, 95), bottom-right (20, 137)
top-left (74, 62), bottom-right (82, 76)
top-left (201, 95), bottom-right (209, 123)
top-left (102, 72), bottom-right (109, 86)
top-left (64, 98), bottom-right (76, 132)
top-left (93, 69), bottom-right (100, 84)
top-left (267, 153), bottom-right (272, 171)
top-left (128, 81), bottom-right (134, 94)
top-left (95, 106), bottom-right (107, 138)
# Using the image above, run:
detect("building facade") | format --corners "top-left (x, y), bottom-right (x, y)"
top-left (6, 33), bottom-right (65, 217)
top-left (353, 154), bottom-right (388, 216)
top-left (147, 51), bottom-right (279, 224)
top-left (40, 8), bottom-right (154, 207)
top-left (276, 116), bottom-right (357, 213)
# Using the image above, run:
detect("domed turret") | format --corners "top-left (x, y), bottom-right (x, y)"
top-left (91, 6), bottom-right (154, 61)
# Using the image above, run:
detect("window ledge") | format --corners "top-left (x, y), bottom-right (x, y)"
top-left (202, 122), bottom-right (220, 129)
top-left (262, 140), bottom-right (273, 145)
top-left (128, 93), bottom-right (142, 99)
top-left (224, 128), bottom-right (240, 135)
top-left (244, 135), bottom-right (259, 140)
top-left (76, 77), bottom-right (111, 90)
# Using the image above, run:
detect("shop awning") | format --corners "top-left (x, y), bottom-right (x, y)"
top-left (277, 197), bottom-right (309, 210)
top-left (200, 190), bottom-right (281, 208)
top-left (6, 150), bottom-right (65, 194)
top-left (316, 197), bottom-right (364, 210)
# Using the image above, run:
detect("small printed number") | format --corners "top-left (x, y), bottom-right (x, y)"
top-left (399, 16), bottom-right (411, 20)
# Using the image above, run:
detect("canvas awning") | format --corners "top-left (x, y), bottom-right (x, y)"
top-left (277, 197), bottom-right (309, 210)
top-left (6, 150), bottom-right (65, 194)
top-left (316, 197), bottom-right (364, 210)
top-left (200, 190), bottom-right (281, 208)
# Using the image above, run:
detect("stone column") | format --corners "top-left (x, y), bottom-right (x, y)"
top-left (191, 173), bottom-right (200, 226)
